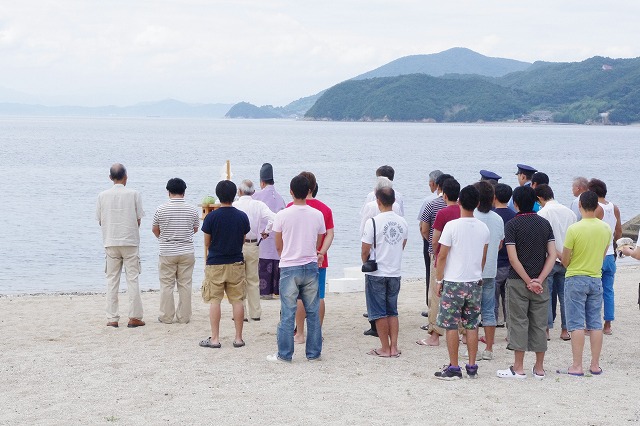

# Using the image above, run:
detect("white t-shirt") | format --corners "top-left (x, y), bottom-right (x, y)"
top-left (359, 199), bottom-right (402, 237)
top-left (473, 210), bottom-right (505, 279)
top-left (438, 217), bottom-right (490, 282)
top-left (537, 200), bottom-right (577, 257)
top-left (273, 205), bottom-right (326, 268)
top-left (363, 190), bottom-right (405, 217)
top-left (361, 211), bottom-right (408, 277)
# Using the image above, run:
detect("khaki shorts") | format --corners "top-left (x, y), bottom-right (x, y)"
top-left (201, 262), bottom-right (246, 304)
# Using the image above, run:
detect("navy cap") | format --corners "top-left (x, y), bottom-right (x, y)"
top-left (515, 163), bottom-right (537, 175)
top-left (480, 170), bottom-right (502, 181)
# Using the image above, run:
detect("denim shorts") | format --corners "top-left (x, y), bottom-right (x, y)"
top-left (480, 278), bottom-right (497, 326)
top-left (564, 275), bottom-right (603, 332)
top-left (365, 275), bottom-right (401, 321)
top-left (436, 280), bottom-right (482, 330)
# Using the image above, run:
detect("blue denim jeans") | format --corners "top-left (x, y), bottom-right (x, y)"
top-left (564, 275), bottom-right (603, 331)
top-left (480, 278), bottom-right (497, 326)
top-left (601, 255), bottom-right (616, 321)
top-left (547, 262), bottom-right (567, 329)
top-left (277, 262), bottom-right (322, 361)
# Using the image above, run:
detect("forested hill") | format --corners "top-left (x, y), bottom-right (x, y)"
top-left (305, 56), bottom-right (640, 124)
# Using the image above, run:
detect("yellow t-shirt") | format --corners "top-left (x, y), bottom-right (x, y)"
top-left (564, 218), bottom-right (612, 278)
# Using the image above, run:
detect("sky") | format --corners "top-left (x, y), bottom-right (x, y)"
top-left (1, 0), bottom-right (640, 107)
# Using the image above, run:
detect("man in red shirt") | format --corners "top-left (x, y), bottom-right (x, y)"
top-left (288, 171), bottom-right (334, 343)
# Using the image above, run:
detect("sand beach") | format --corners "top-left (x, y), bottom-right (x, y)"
top-left (2, 265), bottom-right (640, 425)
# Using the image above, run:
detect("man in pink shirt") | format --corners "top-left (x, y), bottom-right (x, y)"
top-left (267, 175), bottom-right (326, 362)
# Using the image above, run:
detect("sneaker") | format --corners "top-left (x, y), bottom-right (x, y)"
top-left (307, 356), bottom-right (322, 362)
top-left (481, 350), bottom-right (494, 360)
top-left (460, 349), bottom-right (469, 359)
top-left (434, 364), bottom-right (463, 381)
top-left (465, 364), bottom-right (479, 379)
top-left (266, 353), bottom-right (289, 363)
top-left (363, 328), bottom-right (378, 337)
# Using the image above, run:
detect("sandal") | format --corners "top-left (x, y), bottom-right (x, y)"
top-left (199, 337), bottom-right (221, 348)
top-left (233, 340), bottom-right (246, 348)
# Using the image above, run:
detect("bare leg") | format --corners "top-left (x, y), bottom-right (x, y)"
top-left (560, 328), bottom-right (570, 340)
top-left (603, 320), bottom-right (612, 334)
top-left (484, 326), bottom-right (496, 352)
top-left (446, 329), bottom-right (459, 366)
top-left (424, 330), bottom-right (441, 346)
top-left (231, 302), bottom-right (244, 343)
top-left (533, 351), bottom-right (545, 376)
top-left (294, 300), bottom-right (306, 343)
top-left (466, 329), bottom-right (479, 365)
top-left (319, 299), bottom-right (325, 327)
top-left (388, 317), bottom-right (399, 356)
top-left (513, 350), bottom-right (525, 375)
top-left (375, 317), bottom-right (391, 356)
top-left (588, 329), bottom-right (604, 373)
top-left (209, 303), bottom-right (221, 344)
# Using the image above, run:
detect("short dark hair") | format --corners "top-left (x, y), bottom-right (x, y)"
top-left (441, 178), bottom-right (460, 202)
top-left (435, 173), bottom-right (454, 189)
top-left (299, 171), bottom-right (317, 195)
top-left (109, 164), bottom-right (127, 181)
top-left (473, 181), bottom-right (495, 213)
top-left (494, 183), bottom-right (513, 204)
top-left (290, 175), bottom-right (310, 200)
top-left (579, 191), bottom-right (599, 211)
top-left (312, 182), bottom-right (318, 198)
top-left (459, 185), bottom-right (480, 212)
top-left (588, 178), bottom-right (607, 198)
top-left (215, 180), bottom-right (237, 203)
top-left (376, 165), bottom-right (395, 181)
top-left (166, 177), bottom-right (187, 195)
top-left (262, 178), bottom-right (274, 185)
top-left (375, 187), bottom-right (395, 207)
top-left (512, 185), bottom-right (536, 213)
top-left (534, 184), bottom-right (554, 201)
top-left (531, 172), bottom-right (549, 186)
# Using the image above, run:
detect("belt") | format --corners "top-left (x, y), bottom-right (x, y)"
top-left (244, 239), bottom-right (258, 243)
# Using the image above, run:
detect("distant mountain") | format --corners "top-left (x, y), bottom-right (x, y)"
top-left (225, 92), bottom-right (324, 119)
top-left (0, 99), bottom-right (234, 118)
top-left (353, 47), bottom-right (531, 80)
top-left (305, 56), bottom-right (640, 124)
top-left (226, 48), bottom-right (531, 119)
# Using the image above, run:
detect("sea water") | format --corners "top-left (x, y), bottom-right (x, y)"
top-left (1, 117), bottom-right (638, 294)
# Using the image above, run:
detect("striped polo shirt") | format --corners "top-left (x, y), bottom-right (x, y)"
top-left (152, 198), bottom-right (200, 256)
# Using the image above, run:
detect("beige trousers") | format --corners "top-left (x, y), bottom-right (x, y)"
top-left (427, 255), bottom-right (444, 336)
top-left (158, 253), bottom-right (195, 323)
top-left (242, 243), bottom-right (261, 319)
top-left (105, 246), bottom-right (143, 322)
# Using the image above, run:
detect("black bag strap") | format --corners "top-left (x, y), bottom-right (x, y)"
top-left (371, 218), bottom-right (376, 259)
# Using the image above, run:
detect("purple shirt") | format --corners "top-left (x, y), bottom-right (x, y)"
top-left (253, 185), bottom-right (287, 260)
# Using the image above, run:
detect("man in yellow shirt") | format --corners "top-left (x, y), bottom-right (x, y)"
top-left (559, 191), bottom-right (611, 376)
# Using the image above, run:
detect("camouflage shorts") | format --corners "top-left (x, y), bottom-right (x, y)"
top-left (436, 280), bottom-right (482, 330)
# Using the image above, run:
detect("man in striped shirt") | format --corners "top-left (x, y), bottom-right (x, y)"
top-left (152, 178), bottom-right (200, 324)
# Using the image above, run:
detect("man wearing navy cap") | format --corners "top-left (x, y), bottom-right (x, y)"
top-left (508, 164), bottom-right (537, 212)
top-left (480, 170), bottom-right (501, 182)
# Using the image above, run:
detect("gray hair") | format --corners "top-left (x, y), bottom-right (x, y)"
top-left (239, 179), bottom-right (255, 195)
top-left (375, 176), bottom-right (393, 191)
top-left (573, 176), bottom-right (588, 190)
top-left (429, 170), bottom-right (443, 182)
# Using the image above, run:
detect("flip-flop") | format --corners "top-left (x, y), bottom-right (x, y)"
top-left (532, 367), bottom-right (546, 380)
top-left (603, 329), bottom-right (613, 335)
top-left (367, 349), bottom-right (390, 357)
top-left (556, 368), bottom-right (584, 376)
top-left (233, 340), bottom-right (246, 348)
top-left (561, 336), bottom-right (571, 341)
top-left (416, 338), bottom-right (438, 346)
top-left (590, 367), bottom-right (603, 375)
top-left (199, 337), bottom-right (221, 348)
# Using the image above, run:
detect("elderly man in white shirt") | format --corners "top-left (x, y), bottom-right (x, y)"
top-left (535, 184), bottom-right (577, 341)
top-left (360, 177), bottom-right (403, 237)
top-left (233, 179), bottom-right (275, 321)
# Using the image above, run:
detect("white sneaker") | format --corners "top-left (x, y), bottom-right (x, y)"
top-left (266, 353), bottom-right (289, 363)
top-left (460, 349), bottom-right (469, 359)
top-left (482, 350), bottom-right (494, 360)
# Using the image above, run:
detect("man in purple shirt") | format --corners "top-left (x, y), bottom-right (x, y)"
top-left (252, 163), bottom-right (287, 299)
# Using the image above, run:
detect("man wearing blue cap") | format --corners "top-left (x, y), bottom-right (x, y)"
top-left (480, 170), bottom-right (501, 183)
top-left (508, 164), bottom-right (537, 212)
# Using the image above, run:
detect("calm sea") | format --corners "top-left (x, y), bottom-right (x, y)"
top-left (1, 117), bottom-right (638, 294)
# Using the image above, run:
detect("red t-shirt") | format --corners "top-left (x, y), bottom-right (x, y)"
top-left (286, 198), bottom-right (334, 268)
top-left (433, 204), bottom-right (461, 266)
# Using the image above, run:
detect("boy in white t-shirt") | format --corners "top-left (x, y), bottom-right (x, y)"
top-left (361, 187), bottom-right (408, 358)
top-left (434, 185), bottom-right (489, 380)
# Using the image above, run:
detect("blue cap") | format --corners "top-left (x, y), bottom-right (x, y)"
top-left (480, 170), bottom-right (501, 181)
top-left (515, 163), bottom-right (537, 175)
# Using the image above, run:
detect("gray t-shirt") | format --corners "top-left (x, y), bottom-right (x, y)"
top-left (473, 210), bottom-right (505, 279)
